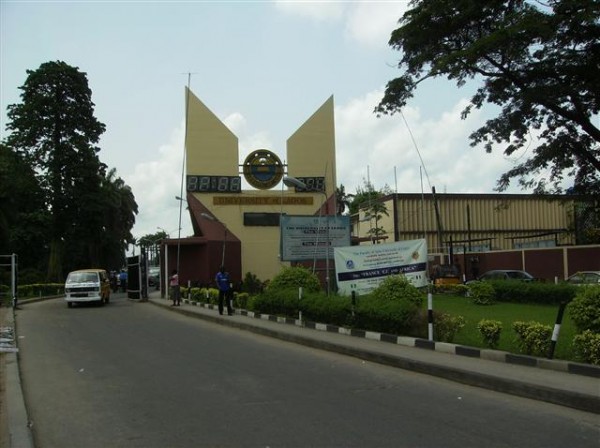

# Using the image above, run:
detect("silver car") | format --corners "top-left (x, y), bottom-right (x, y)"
top-left (477, 270), bottom-right (535, 281)
top-left (566, 271), bottom-right (600, 286)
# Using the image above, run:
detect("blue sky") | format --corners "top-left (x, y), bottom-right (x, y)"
top-left (1, 1), bottom-right (557, 240)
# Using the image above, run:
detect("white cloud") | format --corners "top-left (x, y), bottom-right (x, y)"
top-left (334, 90), bottom-right (532, 195)
top-left (274, 1), bottom-right (345, 21)
top-left (275, 1), bottom-right (408, 47)
top-left (344, 2), bottom-right (408, 47)
top-left (125, 122), bottom-right (192, 239)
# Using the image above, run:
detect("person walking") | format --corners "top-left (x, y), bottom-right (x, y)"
top-left (170, 269), bottom-right (181, 306)
top-left (216, 266), bottom-right (232, 315)
top-left (119, 269), bottom-right (127, 293)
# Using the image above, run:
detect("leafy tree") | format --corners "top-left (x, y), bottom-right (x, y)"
top-left (335, 184), bottom-right (354, 215)
top-left (138, 229), bottom-right (168, 267)
top-left (349, 179), bottom-right (392, 242)
top-left (348, 179), bottom-right (392, 215)
top-left (3, 61), bottom-right (137, 279)
top-left (100, 168), bottom-right (138, 270)
top-left (377, 0), bottom-right (600, 196)
top-left (364, 200), bottom-right (390, 243)
top-left (0, 143), bottom-right (49, 278)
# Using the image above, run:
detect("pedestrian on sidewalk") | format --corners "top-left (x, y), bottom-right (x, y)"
top-left (170, 269), bottom-right (181, 306)
top-left (216, 266), bottom-right (232, 315)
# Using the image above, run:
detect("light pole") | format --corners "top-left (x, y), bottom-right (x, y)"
top-left (283, 176), bottom-right (331, 296)
top-left (201, 212), bottom-right (228, 267)
top-left (175, 195), bottom-right (188, 278)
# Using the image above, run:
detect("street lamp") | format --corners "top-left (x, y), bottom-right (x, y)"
top-left (283, 176), bottom-right (331, 296)
top-left (201, 212), bottom-right (228, 267)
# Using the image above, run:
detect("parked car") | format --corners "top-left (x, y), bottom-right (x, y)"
top-left (148, 266), bottom-right (160, 288)
top-left (566, 271), bottom-right (600, 286)
top-left (476, 270), bottom-right (535, 282)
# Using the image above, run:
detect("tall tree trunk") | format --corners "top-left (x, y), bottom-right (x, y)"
top-left (47, 238), bottom-right (64, 282)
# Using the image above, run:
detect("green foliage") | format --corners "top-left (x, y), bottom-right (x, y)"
top-left (3, 61), bottom-right (138, 279)
top-left (184, 287), bottom-right (251, 311)
top-left (568, 286), bottom-right (600, 333)
top-left (489, 281), bottom-right (577, 305)
top-left (423, 293), bottom-right (579, 361)
top-left (348, 179), bottom-right (393, 216)
top-left (248, 288), bottom-right (303, 316)
top-left (354, 294), bottom-right (422, 336)
top-left (186, 287), bottom-right (218, 304)
top-left (235, 292), bottom-right (250, 309)
top-left (572, 330), bottom-right (600, 366)
top-left (0, 144), bottom-right (50, 273)
top-left (17, 283), bottom-right (64, 298)
top-left (477, 319), bottom-right (503, 349)
top-left (434, 313), bottom-right (465, 343)
top-left (377, 1), bottom-right (600, 195)
top-left (241, 271), bottom-right (265, 294)
top-left (16, 268), bottom-right (47, 285)
top-left (468, 281), bottom-right (495, 305)
top-left (371, 275), bottom-right (423, 306)
top-left (512, 321), bottom-right (553, 357)
top-left (335, 184), bottom-right (354, 215)
top-left (300, 292), bottom-right (352, 327)
top-left (267, 266), bottom-right (321, 293)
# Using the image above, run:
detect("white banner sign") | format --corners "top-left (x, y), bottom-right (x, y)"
top-left (280, 215), bottom-right (351, 261)
top-left (334, 239), bottom-right (428, 296)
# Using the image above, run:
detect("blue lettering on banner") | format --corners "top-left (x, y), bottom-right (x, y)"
top-left (337, 262), bottom-right (427, 282)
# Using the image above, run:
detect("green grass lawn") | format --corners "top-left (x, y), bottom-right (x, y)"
top-left (427, 294), bottom-right (577, 361)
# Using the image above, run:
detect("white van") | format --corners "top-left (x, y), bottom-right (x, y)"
top-left (65, 269), bottom-right (111, 307)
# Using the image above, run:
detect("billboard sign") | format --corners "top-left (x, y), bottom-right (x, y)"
top-left (334, 239), bottom-right (428, 296)
top-left (280, 215), bottom-right (351, 261)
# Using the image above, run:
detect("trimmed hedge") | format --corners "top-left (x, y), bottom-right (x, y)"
top-left (485, 280), bottom-right (577, 305)
top-left (19, 283), bottom-right (64, 298)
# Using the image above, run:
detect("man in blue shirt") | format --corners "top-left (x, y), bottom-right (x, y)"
top-left (216, 266), bottom-right (233, 315)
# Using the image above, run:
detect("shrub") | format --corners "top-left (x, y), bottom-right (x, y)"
top-left (468, 281), bottom-right (495, 305)
top-left (267, 266), bottom-right (321, 293)
top-left (187, 287), bottom-right (218, 304)
top-left (235, 292), bottom-right (250, 309)
top-left (248, 288), bottom-right (303, 316)
top-left (568, 286), bottom-right (600, 333)
top-left (371, 275), bottom-right (423, 306)
top-left (300, 292), bottom-right (352, 327)
top-left (241, 272), bottom-right (264, 294)
top-left (17, 268), bottom-right (46, 285)
top-left (18, 283), bottom-right (64, 298)
top-left (354, 294), bottom-right (422, 336)
top-left (477, 319), bottom-right (503, 349)
top-left (490, 281), bottom-right (576, 305)
top-left (572, 330), bottom-right (600, 365)
top-left (434, 313), bottom-right (465, 343)
top-left (512, 320), bottom-right (552, 356)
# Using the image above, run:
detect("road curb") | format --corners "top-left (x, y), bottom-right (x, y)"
top-left (1, 306), bottom-right (35, 448)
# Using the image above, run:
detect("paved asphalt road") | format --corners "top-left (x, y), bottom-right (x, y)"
top-left (16, 294), bottom-right (600, 448)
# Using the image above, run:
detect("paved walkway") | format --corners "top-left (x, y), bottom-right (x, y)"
top-left (149, 291), bottom-right (600, 414)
